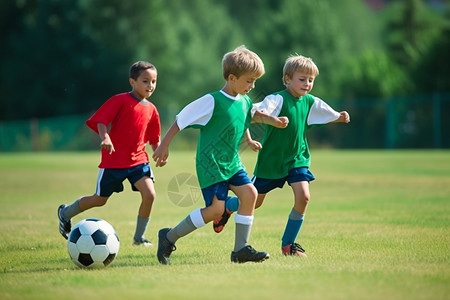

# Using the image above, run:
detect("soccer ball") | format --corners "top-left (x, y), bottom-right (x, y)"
top-left (67, 218), bottom-right (120, 268)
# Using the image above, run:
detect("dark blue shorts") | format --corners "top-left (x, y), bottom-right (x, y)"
top-left (201, 169), bottom-right (251, 207)
top-left (252, 167), bottom-right (315, 194)
top-left (95, 163), bottom-right (154, 197)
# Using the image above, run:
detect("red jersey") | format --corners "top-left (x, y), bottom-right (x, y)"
top-left (86, 92), bottom-right (161, 168)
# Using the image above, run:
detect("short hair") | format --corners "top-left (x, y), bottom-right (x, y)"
top-left (222, 45), bottom-right (265, 80)
top-left (129, 61), bottom-right (157, 80)
top-left (282, 55), bottom-right (319, 85)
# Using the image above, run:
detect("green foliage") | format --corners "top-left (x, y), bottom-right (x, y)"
top-left (379, 0), bottom-right (449, 95)
top-left (248, 0), bottom-right (382, 99)
top-left (341, 50), bottom-right (411, 98)
top-left (0, 0), bottom-right (449, 150)
top-left (0, 150), bottom-right (449, 299)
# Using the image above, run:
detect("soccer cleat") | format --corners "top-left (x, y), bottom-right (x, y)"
top-left (231, 245), bottom-right (270, 263)
top-left (213, 208), bottom-right (233, 233)
top-left (282, 243), bottom-right (307, 257)
top-left (58, 204), bottom-right (71, 240)
top-left (157, 228), bottom-right (176, 265)
top-left (133, 237), bottom-right (152, 247)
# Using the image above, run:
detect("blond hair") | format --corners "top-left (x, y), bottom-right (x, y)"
top-left (283, 55), bottom-right (319, 85)
top-left (222, 45), bottom-right (265, 80)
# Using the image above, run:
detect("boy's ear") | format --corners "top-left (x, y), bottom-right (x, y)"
top-left (283, 74), bottom-right (291, 84)
top-left (228, 74), bottom-right (237, 81)
top-left (129, 78), bottom-right (135, 86)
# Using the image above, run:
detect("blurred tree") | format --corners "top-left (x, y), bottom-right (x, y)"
top-left (0, 0), bottom-right (153, 120)
top-left (0, 0), bottom-right (243, 123)
top-left (384, 0), bottom-right (442, 68)
top-left (136, 0), bottom-right (244, 120)
top-left (381, 0), bottom-right (448, 94)
top-left (225, 0), bottom-right (383, 101)
top-left (1, 0), bottom-right (448, 150)
top-left (413, 3), bottom-right (450, 93)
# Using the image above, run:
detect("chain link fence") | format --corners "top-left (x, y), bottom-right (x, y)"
top-left (1, 93), bottom-right (449, 151)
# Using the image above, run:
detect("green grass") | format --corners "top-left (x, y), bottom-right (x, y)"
top-left (0, 150), bottom-right (449, 300)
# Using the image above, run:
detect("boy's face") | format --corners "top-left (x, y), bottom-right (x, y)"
top-left (285, 71), bottom-right (315, 98)
top-left (227, 73), bottom-right (259, 96)
top-left (129, 68), bottom-right (157, 100)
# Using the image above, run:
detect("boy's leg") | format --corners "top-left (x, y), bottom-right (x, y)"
top-left (58, 194), bottom-right (109, 239)
top-left (225, 196), bottom-right (239, 212)
top-left (133, 176), bottom-right (156, 246)
top-left (157, 208), bottom-right (205, 265)
top-left (281, 181), bottom-right (309, 257)
top-left (158, 197), bottom-right (224, 265)
top-left (231, 183), bottom-right (255, 250)
top-left (166, 196), bottom-right (224, 243)
top-left (213, 196), bottom-right (237, 233)
top-left (229, 183), bottom-right (269, 263)
top-left (213, 179), bottom-right (268, 233)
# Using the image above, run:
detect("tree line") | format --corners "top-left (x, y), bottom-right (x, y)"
top-left (0, 0), bottom-right (449, 148)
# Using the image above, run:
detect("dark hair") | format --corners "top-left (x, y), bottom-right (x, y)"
top-left (129, 61), bottom-right (157, 80)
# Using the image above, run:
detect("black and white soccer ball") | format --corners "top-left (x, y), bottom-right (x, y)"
top-left (67, 218), bottom-right (120, 268)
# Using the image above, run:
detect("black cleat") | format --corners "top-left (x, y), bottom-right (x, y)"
top-left (231, 245), bottom-right (270, 263)
top-left (58, 204), bottom-right (71, 240)
top-left (157, 228), bottom-right (176, 265)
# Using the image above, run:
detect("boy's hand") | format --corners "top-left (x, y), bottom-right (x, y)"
top-left (100, 134), bottom-right (115, 154)
top-left (247, 139), bottom-right (262, 152)
top-left (152, 145), bottom-right (169, 167)
top-left (338, 111), bottom-right (350, 123)
top-left (273, 116), bottom-right (289, 128)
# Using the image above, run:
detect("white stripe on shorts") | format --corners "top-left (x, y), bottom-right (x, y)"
top-left (96, 168), bottom-right (105, 196)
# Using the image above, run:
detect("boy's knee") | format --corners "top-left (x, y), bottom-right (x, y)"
top-left (303, 192), bottom-right (311, 203)
top-left (140, 188), bottom-right (156, 202)
top-left (95, 196), bottom-right (108, 207)
top-left (241, 185), bottom-right (258, 202)
top-left (143, 192), bottom-right (156, 202)
top-left (296, 192), bottom-right (310, 205)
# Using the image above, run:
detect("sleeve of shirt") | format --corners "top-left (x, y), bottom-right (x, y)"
top-left (251, 94), bottom-right (283, 117)
top-left (86, 96), bottom-right (123, 134)
top-left (146, 104), bottom-right (161, 145)
top-left (307, 96), bottom-right (341, 125)
top-left (176, 94), bottom-right (215, 130)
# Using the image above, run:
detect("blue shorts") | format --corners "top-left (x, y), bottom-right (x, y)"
top-left (252, 167), bottom-right (315, 194)
top-left (95, 163), bottom-right (154, 197)
top-left (201, 169), bottom-right (252, 207)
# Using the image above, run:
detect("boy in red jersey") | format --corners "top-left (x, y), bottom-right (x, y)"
top-left (58, 61), bottom-right (162, 246)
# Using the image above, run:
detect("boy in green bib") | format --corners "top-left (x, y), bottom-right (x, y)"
top-left (152, 46), bottom-right (288, 264)
top-left (214, 55), bottom-right (350, 257)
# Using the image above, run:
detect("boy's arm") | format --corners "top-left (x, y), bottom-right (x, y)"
top-left (245, 129), bottom-right (262, 152)
top-left (97, 123), bottom-right (115, 154)
top-left (252, 110), bottom-right (289, 128)
top-left (152, 94), bottom-right (213, 167)
top-left (152, 121), bottom-right (180, 167)
top-left (150, 141), bottom-right (160, 153)
top-left (331, 111), bottom-right (350, 123)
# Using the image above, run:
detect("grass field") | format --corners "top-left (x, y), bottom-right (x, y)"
top-left (0, 150), bottom-right (449, 300)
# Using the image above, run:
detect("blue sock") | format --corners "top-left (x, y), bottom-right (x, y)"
top-left (281, 209), bottom-right (304, 247)
top-left (225, 196), bottom-right (239, 212)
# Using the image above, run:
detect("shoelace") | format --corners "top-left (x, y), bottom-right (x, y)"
top-left (290, 243), bottom-right (305, 253)
top-left (166, 243), bottom-right (176, 253)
